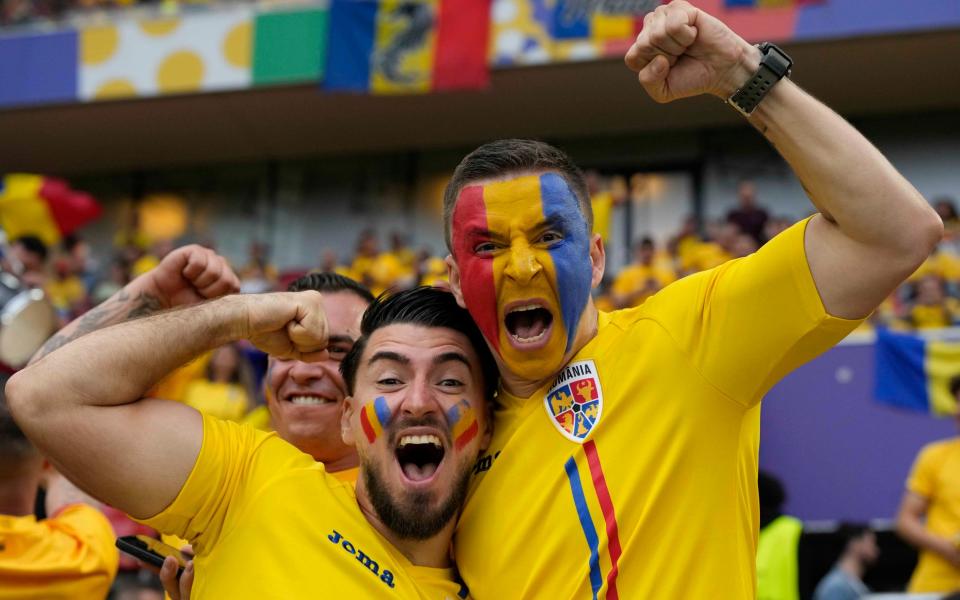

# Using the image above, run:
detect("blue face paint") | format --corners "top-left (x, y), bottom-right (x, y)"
top-left (539, 172), bottom-right (593, 352)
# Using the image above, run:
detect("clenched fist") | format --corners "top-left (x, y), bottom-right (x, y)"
top-left (137, 245), bottom-right (240, 309)
top-left (625, 1), bottom-right (760, 103)
top-left (237, 291), bottom-right (329, 361)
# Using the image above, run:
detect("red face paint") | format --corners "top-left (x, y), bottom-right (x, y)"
top-left (451, 184), bottom-right (500, 352)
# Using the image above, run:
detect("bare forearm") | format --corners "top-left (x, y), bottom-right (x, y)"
top-left (31, 279), bottom-right (164, 365)
top-left (15, 297), bottom-right (242, 413)
top-left (898, 513), bottom-right (950, 555)
top-left (750, 76), bottom-right (939, 251)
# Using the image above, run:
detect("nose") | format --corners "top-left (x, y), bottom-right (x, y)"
top-left (287, 353), bottom-right (331, 385)
top-left (397, 376), bottom-right (441, 419)
top-left (503, 240), bottom-right (542, 284)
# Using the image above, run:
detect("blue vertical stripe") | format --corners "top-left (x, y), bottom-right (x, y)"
top-left (565, 457), bottom-right (603, 600)
top-left (374, 395), bottom-right (391, 426)
top-left (324, 0), bottom-right (377, 91)
top-left (540, 172), bottom-right (593, 352)
top-left (874, 328), bottom-right (930, 412)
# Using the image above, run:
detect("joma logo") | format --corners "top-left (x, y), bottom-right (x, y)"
top-left (328, 529), bottom-right (396, 588)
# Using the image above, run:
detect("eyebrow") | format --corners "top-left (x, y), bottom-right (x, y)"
top-left (328, 334), bottom-right (356, 347)
top-left (367, 351), bottom-right (410, 366)
top-left (434, 352), bottom-right (471, 369)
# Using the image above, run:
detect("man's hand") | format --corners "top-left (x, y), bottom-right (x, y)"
top-left (137, 245), bottom-right (240, 310)
top-left (240, 291), bottom-right (329, 361)
top-left (625, 1), bottom-right (758, 103)
top-left (159, 556), bottom-right (194, 600)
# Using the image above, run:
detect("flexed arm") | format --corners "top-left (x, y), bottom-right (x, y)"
top-left (626, 1), bottom-right (941, 319)
top-left (6, 292), bottom-right (328, 519)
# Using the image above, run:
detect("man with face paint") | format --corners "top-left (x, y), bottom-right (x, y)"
top-left (8, 287), bottom-right (496, 598)
top-left (444, 2), bottom-right (942, 598)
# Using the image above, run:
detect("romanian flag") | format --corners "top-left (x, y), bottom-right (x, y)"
top-left (0, 174), bottom-right (101, 247)
top-left (874, 328), bottom-right (960, 416)
top-left (446, 398), bottom-right (479, 451)
top-left (324, 0), bottom-right (491, 94)
top-left (360, 395), bottom-right (392, 443)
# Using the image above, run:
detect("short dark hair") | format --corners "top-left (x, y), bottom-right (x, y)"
top-left (13, 235), bottom-right (48, 263)
top-left (288, 272), bottom-right (375, 304)
top-left (340, 287), bottom-right (498, 401)
top-left (0, 377), bottom-right (37, 466)
top-left (442, 139), bottom-right (592, 250)
top-left (836, 522), bottom-right (871, 545)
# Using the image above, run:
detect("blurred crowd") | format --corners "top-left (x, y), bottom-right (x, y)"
top-left (1, 0), bottom-right (227, 27)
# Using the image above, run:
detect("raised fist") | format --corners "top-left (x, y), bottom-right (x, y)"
top-left (138, 245), bottom-right (240, 309)
top-left (625, 1), bottom-right (759, 103)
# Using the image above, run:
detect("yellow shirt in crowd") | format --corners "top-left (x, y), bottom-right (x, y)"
top-left (611, 263), bottom-right (677, 307)
top-left (907, 437), bottom-right (960, 593)
top-left (0, 504), bottom-right (118, 600)
top-left (142, 415), bottom-right (467, 599)
top-left (455, 219), bottom-right (860, 599)
top-left (182, 380), bottom-right (250, 422)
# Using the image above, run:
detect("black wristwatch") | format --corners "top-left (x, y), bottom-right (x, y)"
top-left (727, 42), bottom-right (792, 116)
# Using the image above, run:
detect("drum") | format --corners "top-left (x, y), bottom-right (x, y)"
top-left (0, 271), bottom-right (57, 369)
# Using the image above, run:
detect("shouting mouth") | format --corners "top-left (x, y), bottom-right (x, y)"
top-left (504, 300), bottom-right (555, 349)
top-left (395, 433), bottom-right (446, 484)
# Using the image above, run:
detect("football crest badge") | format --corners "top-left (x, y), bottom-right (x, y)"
top-left (544, 359), bottom-right (602, 443)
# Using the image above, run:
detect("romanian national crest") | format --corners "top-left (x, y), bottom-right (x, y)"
top-left (544, 359), bottom-right (602, 443)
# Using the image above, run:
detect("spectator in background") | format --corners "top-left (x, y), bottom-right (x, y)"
top-left (611, 237), bottom-right (676, 308)
top-left (727, 179), bottom-right (769, 244)
top-left (45, 255), bottom-right (88, 324)
top-left (238, 241), bottom-right (277, 294)
top-left (935, 197), bottom-right (959, 237)
top-left (0, 384), bottom-right (119, 598)
top-left (181, 343), bottom-right (255, 422)
top-left (369, 233), bottom-right (415, 296)
top-left (812, 523), bottom-right (879, 600)
top-left (757, 471), bottom-right (803, 600)
top-left (62, 234), bottom-right (97, 296)
top-left (909, 275), bottom-right (960, 329)
top-left (349, 228), bottom-right (379, 288)
top-left (91, 258), bottom-right (130, 306)
top-left (6, 235), bottom-right (48, 288)
top-left (732, 231), bottom-right (760, 259)
top-left (897, 384), bottom-right (960, 593)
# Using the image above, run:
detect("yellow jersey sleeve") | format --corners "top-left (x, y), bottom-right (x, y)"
top-left (139, 413), bottom-right (310, 555)
top-left (908, 442), bottom-right (944, 499)
top-left (639, 217), bottom-right (862, 407)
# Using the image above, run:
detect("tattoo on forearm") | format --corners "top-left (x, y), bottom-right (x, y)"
top-left (35, 289), bottom-right (164, 360)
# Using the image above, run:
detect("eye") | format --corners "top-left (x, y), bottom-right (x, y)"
top-left (439, 378), bottom-right (464, 388)
top-left (377, 377), bottom-right (403, 386)
top-left (328, 345), bottom-right (349, 360)
top-left (473, 241), bottom-right (496, 255)
top-left (539, 231), bottom-right (562, 244)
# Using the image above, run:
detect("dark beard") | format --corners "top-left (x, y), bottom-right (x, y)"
top-left (363, 455), bottom-right (472, 540)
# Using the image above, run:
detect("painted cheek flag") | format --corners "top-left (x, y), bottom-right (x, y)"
top-left (874, 328), bottom-right (960, 417)
top-left (324, 0), bottom-right (491, 94)
top-left (0, 174), bottom-right (102, 247)
top-left (360, 396), bottom-right (392, 443)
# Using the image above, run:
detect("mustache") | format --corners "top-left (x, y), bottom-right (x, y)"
top-left (386, 414), bottom-right (452, 446)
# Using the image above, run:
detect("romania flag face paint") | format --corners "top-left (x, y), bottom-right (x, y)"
top-left (359, 396), bottom-right (393, 444)
top-left (446, 398), bottom-right (479, 451)
top-left (451, 173), bottom-right (593, 380)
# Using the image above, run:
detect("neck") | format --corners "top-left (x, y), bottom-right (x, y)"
top-left (837, 553), bottom-right (864, 579)
top-left (0, 479), bottom-right (37, 517)
top-left (500, 304), bottom-right (600, 398)
top-left (354, 487), bottom-right (453, 568)
top-left (323, 451), bottom-right (360, 473)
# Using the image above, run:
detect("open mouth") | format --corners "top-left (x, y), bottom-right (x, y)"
top-left (504, 304), bottom-right (554, 343)
top-left (285, 395), bottom-right (335, 406)
top-left (395, 434), bottom-right (445, 482)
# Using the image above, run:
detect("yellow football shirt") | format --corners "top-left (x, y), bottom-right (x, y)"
top-left (455, 218), bottom-right (860, 599)
top-left (142, 415), bottom-right (467, 599)
top-left (182, 380), bottom-right (251, 422)
top-left (611, 263), bottom-right (677, 307)
top-left (0, 504), bottom-right (119, 599)
top-left (907, 437), bottom-right (960, 592)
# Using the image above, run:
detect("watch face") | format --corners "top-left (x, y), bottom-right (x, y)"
top-left (761, 43), bottom-right (792, 77)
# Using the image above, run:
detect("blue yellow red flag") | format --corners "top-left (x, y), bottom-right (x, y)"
top-left (874, 328), bottom-right (960, 416)
top-left (324, 0), bottom-right (491, 94)
top-left (0, 174), bottom-right (101, 247)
